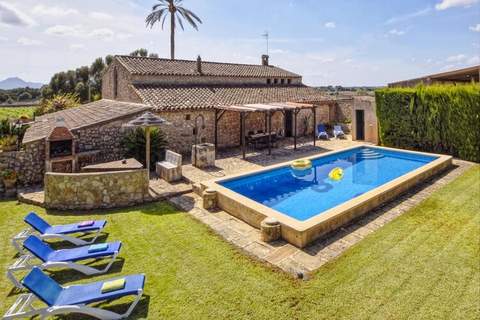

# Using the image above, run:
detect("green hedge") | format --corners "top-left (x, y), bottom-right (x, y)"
top-left (375, 84), bottom-right (480, 162)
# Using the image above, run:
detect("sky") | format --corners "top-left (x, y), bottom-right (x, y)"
top-left (0, 0), bottom-right (478, 86)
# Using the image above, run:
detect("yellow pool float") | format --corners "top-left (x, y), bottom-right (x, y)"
top-left (291, 159), bottom-right (312, 171)
top-left (329, 167), bottom-right (344, 181)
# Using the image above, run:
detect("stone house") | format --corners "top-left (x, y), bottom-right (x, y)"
top-left (17, 55), bottom-right (351, 185)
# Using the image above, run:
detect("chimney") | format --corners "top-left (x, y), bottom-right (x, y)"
top-left (261, 54), bottom-right (269, 66)
top-left (197, 55), bottom-right (202, 74)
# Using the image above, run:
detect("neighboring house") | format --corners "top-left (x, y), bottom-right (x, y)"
top-left (18, 55), bottom-right (350, 185)
top-left (388, 65), bottom-right (479, 87)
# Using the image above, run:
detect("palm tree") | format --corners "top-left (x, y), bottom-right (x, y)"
top-left (146, 0), bottom-right (202, 60)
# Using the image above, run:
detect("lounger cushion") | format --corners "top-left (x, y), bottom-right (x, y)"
top-left (48, 241), bottom-right (122, 262)
top-left (55, 274), bottom-right (145, 306)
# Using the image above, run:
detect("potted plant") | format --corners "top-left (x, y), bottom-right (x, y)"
top-left (0, 135), bottom-right (18, 152)
top-left (2, 169), bottom-right (17, 189)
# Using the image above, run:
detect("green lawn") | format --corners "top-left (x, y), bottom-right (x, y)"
top-left (1, 166), bottom-right (478, 319)
top-left (0, 106), bottom-right (37, 120)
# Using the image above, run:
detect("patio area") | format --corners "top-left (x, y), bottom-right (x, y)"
top-left (183, 135), bottom-right (361, 185)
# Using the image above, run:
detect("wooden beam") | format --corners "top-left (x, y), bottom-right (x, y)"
top-left (268, 111), bottom-right (272, 155)
top-left (294, 109), bottom-right (298, 150)
top-left (312, 106), bottom-right (316, 147)
top-left (241, 112), bottom-right (246, 159)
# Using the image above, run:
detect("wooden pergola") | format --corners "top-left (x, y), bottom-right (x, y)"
top-left (214, 102), bottom-right (319, 159)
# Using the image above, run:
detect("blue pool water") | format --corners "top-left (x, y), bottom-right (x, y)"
top-left (220, 147), bottom-right (437, 221)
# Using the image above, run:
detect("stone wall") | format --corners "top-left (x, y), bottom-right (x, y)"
top-left (74, 115), bottom-right (144, 168)
top-left (0, 140), bottom-right (45, 188)
top-left (336, 97), bottom-right (354, 123)
top-left (102, 61), bottom-right (142, 103)
top-left (44, 169), bottom-right (149, 210)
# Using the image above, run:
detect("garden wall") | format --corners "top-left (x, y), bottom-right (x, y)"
top-left (44, 169), bottom-right (149, 210)
top-left (375, 84), bottom-right (480, 162)
top-left (0, 141), bottom-right (45, 188)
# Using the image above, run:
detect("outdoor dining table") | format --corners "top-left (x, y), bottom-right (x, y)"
top-left (248, 132), bottom-right (278, 149)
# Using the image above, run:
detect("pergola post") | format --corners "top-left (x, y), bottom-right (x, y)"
top-left (268, 111), bottom-right (272, 155)
top-left (214, 109), bottom-right (219, 152)
top-left (312, 106), bottom-right (316, 147)
top-left (294, 109), bottom-right (298, 150)
top-left (264, 112), bottom-right (268, 133)
top-left (241, 112), bottom-right (246, 159)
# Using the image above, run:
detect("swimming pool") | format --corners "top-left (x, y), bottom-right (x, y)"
top-left (220, 147), bottom-right (437, 221)
top-left (204, 145), bottom-right (452, 248)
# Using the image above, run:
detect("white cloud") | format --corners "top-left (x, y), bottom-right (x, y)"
top-left (89, 28), bottom-right (115, 40)
top-left (89, 12), bottom-right (113, 20)
top-left (388, 29), bottom-right (406, 36)
top-left (435, 0), bottom-right (478, 10)
top-left (45, 25), bottom-right (82, 37)
top-left (0, 1), bottom-right (35, 27)
top-left (32, 5), bottom-right (78, 17)
top-left (17, 37), bottom-right (42, 46)
top-left (324, 22), bottom-right (336, 29)
top-left (0, 35), bottom-right (7, 41)
top-left (469, 24), bottom-right (480, 32)
top-left (386, 7), bottom-right (431, 25)
top-left (446, 54), bottom-right (467, 62)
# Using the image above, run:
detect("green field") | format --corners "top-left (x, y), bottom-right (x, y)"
top-left (0, 106), bottom-right (37, 120)
top-left (0, 165), bottom-right (478, 319)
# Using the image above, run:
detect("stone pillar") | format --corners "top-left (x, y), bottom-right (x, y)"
top-left (203, 188), bottom-right (217, 210)
top-left (260, 217), bottom-right (281, 242)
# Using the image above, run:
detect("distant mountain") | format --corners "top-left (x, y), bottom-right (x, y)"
top-left (0, 77), bottom-right (43, 90)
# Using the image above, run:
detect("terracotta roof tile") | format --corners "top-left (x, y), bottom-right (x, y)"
top-left (116, 55), bottom-right (301, 78)
top-left (133, 84), bottom-right (330, 111)
top-left (23, 99), bottom-right (150, 144)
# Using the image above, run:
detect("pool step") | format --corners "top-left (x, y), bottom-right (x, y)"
top-left (357, 149), bottom-right (384, 159)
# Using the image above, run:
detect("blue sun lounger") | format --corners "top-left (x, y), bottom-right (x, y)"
top-left (7, 235), bottom-right (122, 289)
top-left (3, 267), bottom-right (145, 320)
top-left (12, 212), bottom-right (107, 253)
top-left (333, 125), bottom-right (346, 139)
top-left (317, 124), bottom-right (329, 139)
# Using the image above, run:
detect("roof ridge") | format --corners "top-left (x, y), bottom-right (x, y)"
top-left (115, 55), bottom-right (281, 68)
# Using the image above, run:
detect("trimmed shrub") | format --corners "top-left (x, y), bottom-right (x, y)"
top-left (121, 127), bottom-right (168, 168)
top-left (375, 84), bottom-right (480, 162)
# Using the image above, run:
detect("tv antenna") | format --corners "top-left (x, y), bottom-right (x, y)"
top-left (262, 31), bottom-right (269, 56)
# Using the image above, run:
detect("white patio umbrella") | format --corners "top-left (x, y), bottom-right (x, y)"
top-left (125, 112), bottom-right (170, 178)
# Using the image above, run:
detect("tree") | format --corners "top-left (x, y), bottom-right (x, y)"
top-left (130, 48), bottom-right (149, 57)
top-left (35, 93), bottom-right (80, 116)
top-left (17, 92), bottom-right (32, 101)
top-left (121, 127), bottom-right (168, 168)
top-left (146, 0), bottom-right (202, 60)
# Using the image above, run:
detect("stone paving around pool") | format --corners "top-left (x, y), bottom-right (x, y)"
top-left (170, 159), bottom-right (473, 279)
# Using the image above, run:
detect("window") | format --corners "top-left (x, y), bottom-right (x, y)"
top-left (185, 114), bottom-right (191, 120)
top-left (267, 79), bottom-right (271, 84)
top-left (274, 79), bottom-right (278, 84)
top-left (287, 79), bottom-right (292, 84)
top-left (280, 79), bottom-right (285, 85)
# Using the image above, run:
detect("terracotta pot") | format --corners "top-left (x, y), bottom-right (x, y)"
top-left (3, 178), bottom-right (16, 189)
